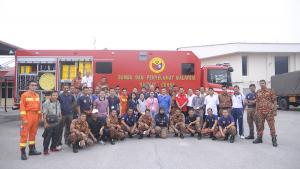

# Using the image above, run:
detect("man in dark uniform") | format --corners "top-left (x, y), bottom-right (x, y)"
top-left (215, 109), bottom-right (236, 143)
top-left (77, 87), bottom-right (92, 115)
top-left (185, 109), bottom-right (201, 139)
top-left (170, 109), bottom-right (186, 139)
top-left (69, 114), bottom-right (97, 153)
top-left (253, 80), bottom-right (278, 147)
top-left (245, 84), bottom-right (257, 139)
top-left (201, 108), bottom-right (218, 140)
top-left (154, 108), bottom-right (169, 139)
top-left (121, 108), bottom-right (138, 138)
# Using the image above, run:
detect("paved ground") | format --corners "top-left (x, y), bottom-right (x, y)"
top-left (0, 109), bottom-right (300, 169)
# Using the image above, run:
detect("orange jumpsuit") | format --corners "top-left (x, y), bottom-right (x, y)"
top-left (19, 91), bottom-right (41, 148)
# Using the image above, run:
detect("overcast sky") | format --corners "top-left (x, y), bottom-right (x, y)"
top-left (0, 0), bottom-right (299, 50)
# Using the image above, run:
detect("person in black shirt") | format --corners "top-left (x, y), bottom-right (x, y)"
top-left (154, 108), bottom-right (169, 139)
top-left (185, 109), bottom-right (201, 139)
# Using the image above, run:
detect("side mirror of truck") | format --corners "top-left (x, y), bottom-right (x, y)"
top-left (228, 67), bottom-right (234, 72)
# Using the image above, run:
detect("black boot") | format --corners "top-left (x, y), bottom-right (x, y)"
top-left (138, 134), bottom-right (143, 139)
top-left (229, 135), bottom-right (235, 143)
top-left (180, 133), bottom-right (184, 139)
top-left (155, 134), bottom-right (160, 138)
top-left (253, 137), bottom-right (263, 144)
top-left (28, 145), bottom-right (41, 155)
top-left (245, 135), bottom-right (255, 139)
top-left (197, 133), bottom-right (202, 140)
top-left (110, 139), bottom-right (115, 145)
top-left (212, 136), bottom-right (217, 140)
top-left (272, 135), bottom-right (278, 147)
top-left (209, 133), bottom-right (213, 138)
top-left (174, 133), bottom-right (178, 137)
top-left (72, 143), bottom-right (78, 153)
top-left (21, 148), bottom-right (27, 160)
top-left (224, 134), bottom-right (229, 141)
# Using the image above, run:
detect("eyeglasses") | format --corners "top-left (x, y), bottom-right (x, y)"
top-left (30, 84), bottom-right (38, 86)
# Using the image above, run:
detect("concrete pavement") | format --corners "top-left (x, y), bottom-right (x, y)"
top-left (0, 110), bottom-right (299, 169)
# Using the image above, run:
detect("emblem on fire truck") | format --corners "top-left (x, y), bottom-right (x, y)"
top-left (149, 57), bottom-right (166, 74)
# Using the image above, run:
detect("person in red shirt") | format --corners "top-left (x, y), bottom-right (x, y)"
top-left (176, 87), bottom-right (188, 117)
top-left (119, 88), bottom-right (128, 117)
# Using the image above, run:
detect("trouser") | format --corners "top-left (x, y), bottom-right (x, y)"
top-left (155, 126), bottom-right (168, 138)
top-left (68, 132), bottom-right (94, 147)
top-left (257, 111), bottom-right (276, 137)
top-left (99, 127), bottom-right (110, 141)
top-left (231, 108), bottom-right (244, 136)
top-left (43, 124), bottom-right (59, 151)
top-left (219, 108), bottom-right (232, 116)
top-left (58, 114), bottom-right (73, 145)
top-left (247, 108), bottom-right (257, 136)
top-left (20, 112), bottom-right (39, 148)
top-left (201, 126), bottom-right (219, 136)
top-left (186, 122), bottom-right (201, 134)
top-left (121, 125), bottom-right (138, 135)
top-left (194, 109), bottom-right (204, 127)
top-left (215, 126), bottom-right (237, 138)
top-left (170, 122), bottom-right (186, 134)
top-left (138, 123), bottom-right (155, 135)
top-left (109, 127), bottom-right (126, 140)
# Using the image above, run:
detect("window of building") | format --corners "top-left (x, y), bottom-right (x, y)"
top-left (242, 56), bottom-right (248, 76)
top-left (1, 82), bottom-right (13, 98)
top-left (275, 56), bottom-right (289, 75)
top-left (96, 62), bottom-right (112, 74)
top-left (181, 63), bottom-right (194, 75)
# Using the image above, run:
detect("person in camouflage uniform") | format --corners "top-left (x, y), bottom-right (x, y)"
top-left (138, 109), bottom-right (155, 139)
top-left (218, 85), bottom-right (233, 116)
top-left (170, 109), bottom-right (186, 139)
top-left (69, 113), bottom-right (97, 153)
top-left (107, 109), bottom-right (126, 143)
top-left (253, 80), bottom-right (278, 147)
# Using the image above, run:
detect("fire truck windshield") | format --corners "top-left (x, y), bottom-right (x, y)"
top-left (207, 69), bottom-right (232, 86)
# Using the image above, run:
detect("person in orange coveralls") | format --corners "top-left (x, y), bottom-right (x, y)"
top-left (19, 81), bottom-right (42, 160)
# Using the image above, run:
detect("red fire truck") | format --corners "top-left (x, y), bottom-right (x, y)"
top-left (14, 50), bottom-right (233, 104)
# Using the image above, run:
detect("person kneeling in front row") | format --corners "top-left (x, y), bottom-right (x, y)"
top-left (154, 108), bottom-right (169, 139)
top-left (215, 109), bottom-right (236, 143)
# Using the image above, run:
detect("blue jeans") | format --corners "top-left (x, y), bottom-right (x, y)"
top-left (231, 108), bottom-right (244, 136)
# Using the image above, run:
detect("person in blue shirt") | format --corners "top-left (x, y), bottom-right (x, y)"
top-left (185, 109), bottom-right (201, 139)
top-left (201, 108), bottom-right (218, 140)
top-left (157, 87), bottom-right (171, 117)
top-left (121, 108), bottom-right (138, 138)
top-left (215, 109), bottom-right (237, 143)
top-left (154, 108), bottom-right (169, 139)
top-left (77, 87), bottom-right (92, 115)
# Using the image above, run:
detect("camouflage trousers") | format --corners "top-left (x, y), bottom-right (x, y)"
top-left (186, 122), bottom-right (201, 134)
top-left (69, 132), bottom-right (94, 147)
top-left (109, 126), bottom-right (126, 140)
top-left (170, 122), bottom-right (186, 134)
top-left (194, 109), bottom-right (204, 127)
top-left (215, 126), bottom-right (237, 138)
top-left (256, 111), bottom-right (276, 137)
top-left (201, 126), bottom-right (219, 136)
top-left (138, 123), bottom-right (155, 135)
top-left (247, 108), bottom-right (258, 136)
top-left (155, 126), bottom-right (168, 138)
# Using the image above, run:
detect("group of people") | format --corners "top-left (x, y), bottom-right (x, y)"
top-left (18, 79), bottom-right (278, 161)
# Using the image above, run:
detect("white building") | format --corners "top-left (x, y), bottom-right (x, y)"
top-left (178, 43), bottom-right (300, 93)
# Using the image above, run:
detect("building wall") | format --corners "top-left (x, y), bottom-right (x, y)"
top-left (201, 52), bottom-right (300, 93)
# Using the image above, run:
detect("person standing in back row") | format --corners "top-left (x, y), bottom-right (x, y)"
top-left (58, 84), bottom-right (75, 147)
top-left (19, 81), bottom-right (42, 160)
top-left (231, 85), bottom-right (245, 139)
top-left (245, 84), bottom-right (257, 139)
top-left (253, 80), bottom-right (278, 147)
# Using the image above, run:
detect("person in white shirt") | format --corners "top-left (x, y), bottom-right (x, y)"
top-left (81, 72), bottom-right (93, 88)
top-left (231, 85), bottom-right (246, 139)
top-left (204, 88), bottom-right (219, 116)
top-left (187, 88), bottom-right (196, 111)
